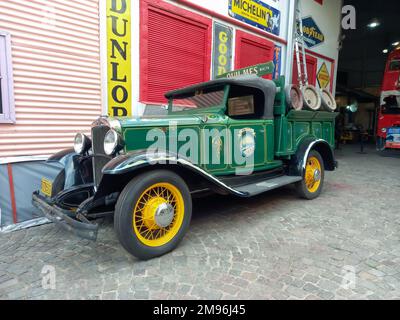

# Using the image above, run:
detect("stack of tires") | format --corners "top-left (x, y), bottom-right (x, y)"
top-left (285, 84), bottom-right (337, 112)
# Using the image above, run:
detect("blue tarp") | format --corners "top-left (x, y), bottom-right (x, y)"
top-left (0, 160), bottom-right (63, 228)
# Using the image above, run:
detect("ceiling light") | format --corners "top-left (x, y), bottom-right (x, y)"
top-left (383, 49), bottom-right (389, 54)
top-left (367, 20), bottom-right (380, 29)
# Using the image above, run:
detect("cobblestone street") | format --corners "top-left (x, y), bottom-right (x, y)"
top-left (0, 145), bottom-right (399, 300)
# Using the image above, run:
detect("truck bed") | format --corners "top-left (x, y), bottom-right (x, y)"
top-left (274, 110), bottom-right (337, 157)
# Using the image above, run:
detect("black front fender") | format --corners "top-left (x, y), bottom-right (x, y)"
top-left (47, 148), bottom-right (94, 191)
top-left (47, 148), bottom-right (76, 163)
top-left (93, 150), bottom-right (244, 200)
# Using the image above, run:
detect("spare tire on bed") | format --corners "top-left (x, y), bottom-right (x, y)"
top-left (302, 85), bottom-right (322, 111)
top-left (285, 84), bottom-right (304, 111)
top-left (320, 89), bottom-right (337, 112)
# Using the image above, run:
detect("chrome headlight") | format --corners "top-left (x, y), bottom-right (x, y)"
top-left (104, 129), bottom-right (124, 156)
top-left (381, 128), bottom-right (387, 133)
top-left (74, 133), bottom-right (91, 154)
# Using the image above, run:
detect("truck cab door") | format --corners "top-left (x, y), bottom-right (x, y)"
top-left (201, 115), bottom-right (230, 174)
top-left (227, 119), bottom-right (268, 173)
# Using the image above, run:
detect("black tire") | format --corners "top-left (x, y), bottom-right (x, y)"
top-left (114, 170), bottom-right (192, 260)
top-left (295, 150), bottom-right (325, 200)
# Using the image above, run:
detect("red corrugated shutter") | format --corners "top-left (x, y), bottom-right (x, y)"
top-left (140, 0), bottom-right (212, 103)
top-left (292, 54), bottom-right (318, 86)
top-left (235, 30), bottom-right (274, 80)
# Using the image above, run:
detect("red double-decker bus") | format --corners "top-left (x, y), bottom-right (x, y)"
top-left (376, 47), bottom-right (400, 150)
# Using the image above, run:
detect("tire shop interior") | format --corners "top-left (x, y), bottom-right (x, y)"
top-left (336, 0), bottom-right (400, 153)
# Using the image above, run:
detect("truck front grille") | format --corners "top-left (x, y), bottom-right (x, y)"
top-left (91, 125), bottom-right (112, 186)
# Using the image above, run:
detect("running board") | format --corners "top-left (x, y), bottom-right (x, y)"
top-left (233, 176), bottom-right (302, 197)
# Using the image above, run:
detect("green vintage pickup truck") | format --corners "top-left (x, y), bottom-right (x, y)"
top-left (33, 75), bottom-right (337, 260)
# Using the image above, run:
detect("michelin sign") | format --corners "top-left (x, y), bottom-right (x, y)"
top-left (229, 0), bottom-right (281, 36)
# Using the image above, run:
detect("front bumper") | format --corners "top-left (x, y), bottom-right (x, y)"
top-left (386, 142), bottom-right (400, 149)
top-left (32, 191), bottom-right (98, 241)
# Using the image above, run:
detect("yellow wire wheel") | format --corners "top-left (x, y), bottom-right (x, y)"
top-left (114, 170), bottom-right (192, 260)
top-left (133, 182), bottom-right (185, 247)
top-left (295, 150), bottom-right (324, 200)
top-left (305, 156), bottom-right (322, 193)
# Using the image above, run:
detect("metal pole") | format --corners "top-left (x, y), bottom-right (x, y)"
top-left (285, 0), bottom-right (297, 87)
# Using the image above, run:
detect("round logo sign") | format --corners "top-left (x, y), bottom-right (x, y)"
top-left (239, 128), bottom-right (256, 158)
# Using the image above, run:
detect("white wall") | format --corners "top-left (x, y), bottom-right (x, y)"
top-left (301, 0), bottom-right (343, 93)
top-left (183, 0), bottom-right (290, 40)
top-left (302, 0), bottom-right (342, 60)
top-left (163, 0), bottom-right (342, 93)
top-left (164, 0), bottom-right (293, 87)
top-left (101, 0), bottom-right (343, 115)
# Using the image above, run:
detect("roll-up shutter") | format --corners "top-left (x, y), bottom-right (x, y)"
top-left (235, 30), bottom-right (274, 80)
top-left (140, 0), bottom-right (212, 103)
top-left (292, 54), bottom-right (318, 86)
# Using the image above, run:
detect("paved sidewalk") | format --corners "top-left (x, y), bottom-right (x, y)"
top-left (0, 145), bottom-right (400, 300)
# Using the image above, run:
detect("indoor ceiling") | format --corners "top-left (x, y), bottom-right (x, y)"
top-left (338, 0), bottom-right (400, 92)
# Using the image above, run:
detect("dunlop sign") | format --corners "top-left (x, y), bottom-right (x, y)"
top-left (229, 0), bottom-right (281, 36)
top-left (212, 23), bottom-right (233, 79)
top-left (107, 0), bottom-right (132, 117)
top-left (217, 62), bottom-right (275, 79)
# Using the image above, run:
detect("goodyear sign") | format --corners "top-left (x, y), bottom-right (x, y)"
top-left (217, 62), bottom-right (275, 79)
top-left (212, 23), bottom-right (233, 79)
top-left (317, 62), bottom-right (330, 89)
top-left (107, 0), bottom-right (131, 117)
top-left (229, 0), bottom-right (281, 36)
top-left (301, 16), bottom-right (325, 48)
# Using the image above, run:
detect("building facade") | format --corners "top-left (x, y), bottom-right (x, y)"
top-left (0, 0), bottom-right (342, 229)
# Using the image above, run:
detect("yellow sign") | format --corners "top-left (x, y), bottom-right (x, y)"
top-left (41, 178), bottom-right (53, 197)
top-left (231, 0), bottom-right (271, 27)
top-left (107, 0), bottom-right (132, 117)
top-left (317, 62), bottom-right (330, 89)
top-left (229, 0), bottom-right (281, 35)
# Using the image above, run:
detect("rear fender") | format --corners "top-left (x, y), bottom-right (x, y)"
top-left (289, 137), bottom-right (336, 177)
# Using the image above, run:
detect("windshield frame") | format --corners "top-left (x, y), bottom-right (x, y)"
top-left (167, 85), bottom-right (230, 115)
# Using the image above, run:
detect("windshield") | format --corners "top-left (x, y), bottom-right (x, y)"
top-left (170, 88), bottom-right (225, 112)
top-left (382, 95), bottom-right (400, 114)
top-left (389, 59), bottom-right (400, 71)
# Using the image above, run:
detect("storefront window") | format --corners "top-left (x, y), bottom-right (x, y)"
top-left (140, 1), bottom-right (212, 104)
top-left (389, 59), bottom-right (400, 71)
top-left (382, 95), bottom-right (400, 114)
top-left (0, 31), bottom-right (15, 124)
top-left (0, 81), bottom-right (3, 115)
top-left (171, 89), bottom-right (225, 112)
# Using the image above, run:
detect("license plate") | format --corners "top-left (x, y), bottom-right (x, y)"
top-left (41, 178), bottom-right (53, 197)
